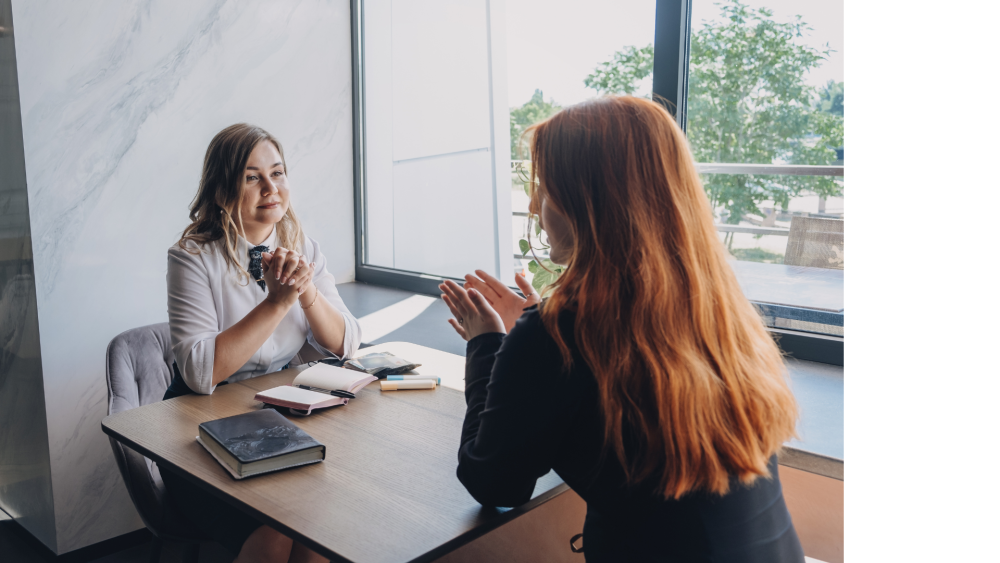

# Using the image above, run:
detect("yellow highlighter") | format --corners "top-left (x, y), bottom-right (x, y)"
top-left (380, 379), bottom-right (436, 391)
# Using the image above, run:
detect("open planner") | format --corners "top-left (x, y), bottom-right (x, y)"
top-left (254, 363), bottom-right (377, 415)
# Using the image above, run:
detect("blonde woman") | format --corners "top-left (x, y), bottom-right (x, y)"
top-left (160, 123), bottom-right (361, 563)
top-left (442, 97), bottom-right (803, 562)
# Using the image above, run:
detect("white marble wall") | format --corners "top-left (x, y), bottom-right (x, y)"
top-left (11, 0), bottom-right (355, 553)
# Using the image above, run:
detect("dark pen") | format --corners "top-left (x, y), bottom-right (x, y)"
top-left (297, 384), bottom-right (356, 399)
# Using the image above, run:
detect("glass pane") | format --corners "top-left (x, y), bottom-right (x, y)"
top-left (506, 0), bottom-right (657, 286)
top-left (690, 0), bottom-right (844, 336)
top-left (361, 0), bottom-right (511, 281)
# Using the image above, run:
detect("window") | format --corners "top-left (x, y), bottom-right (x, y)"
top-left (507, 0), bottom-right (657, 290)
top-left (686, 0), bottom-right (844, 337)
top-left (354, 0), bottom-right (512, 292)
top-left (352, 0), bottom-right (844, 347)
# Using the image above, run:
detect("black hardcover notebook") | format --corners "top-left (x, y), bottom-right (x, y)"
top-left (197, 409), bottom-right (325, 479)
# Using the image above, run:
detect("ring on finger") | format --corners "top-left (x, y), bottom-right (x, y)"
top-left (458, 318), bottom-right (464, 325)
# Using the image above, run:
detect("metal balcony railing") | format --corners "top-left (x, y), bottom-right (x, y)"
top-left (511, 161), bottom-right (844, 261)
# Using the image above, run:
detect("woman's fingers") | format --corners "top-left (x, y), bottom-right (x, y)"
top-left (524, 292), bottom-right (541, 307)
top-left (513, 272), bottom-right (533, 295)
top-left (467, 289), bottom-right (506, 336)
top-left (281, 251), bottom-right (301, 284)
top-left (467, 288), bottom-right (494, 315)
top-left (270, 249), bottom-right (288, 283)
top-left (445, 279), bottom-right (478, 315)
top-left (288, 256), bottom-right (309, 286)
top-left (299, 261), bottom-right (316, 287)
top-left (440, 283), bottom-right (471, 319)
top-left (440, 293), bottom-right (463, 320)
top-left (468, 289), bottom-right (502, 322)
top-left (463, 275), bottom-right (496, 305)
top-left (475, 270), bottom-right (511, 298)
top-left (446, 318), bottom-right (468, 341)
top-left (439, 284), bottom-right (461, 315)
top-left (514, 273), bottom-right (541, 307)
top-left (273, 250), bottom-right (303, 285)
top-left (440, 281), bottom-right (480, 332)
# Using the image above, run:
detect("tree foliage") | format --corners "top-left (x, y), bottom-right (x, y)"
top-left (583, 44), bottom-right (654, 96)
top-left (817, 80), bottom-right (844, 116)
top-left (509, 89), bottom-right (562, 157)
top-left (512, 0), bottom-right (846, 287)
top-left (686, 0), bottom-right (844, 223)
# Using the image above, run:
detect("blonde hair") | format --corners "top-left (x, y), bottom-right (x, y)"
top-left (179, 123), bottom-right (303, 283)
top-left (526, 96), bottom-right (798, 499)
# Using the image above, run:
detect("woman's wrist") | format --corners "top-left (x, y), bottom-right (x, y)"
top-left (264, 292), bottom-right (297, 311)
top-left (299, 283), bottom-right (319, 310)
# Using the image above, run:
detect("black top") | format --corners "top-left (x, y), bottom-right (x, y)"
top-left (458, 306), bottom-right (804, 563)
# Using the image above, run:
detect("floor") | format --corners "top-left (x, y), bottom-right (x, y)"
top-left (337, 281), bottom-right (468, 356)
top-left (88, 541), bottom-right (233, 563)
top-left (0, 509), bottom-right (47, 563)
top-left (0, 506), bottom-right (233, 563)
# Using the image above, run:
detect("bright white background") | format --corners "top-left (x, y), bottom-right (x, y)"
top-left (506, 0), bottom-right (656, 107)
top-left (848, 0), bottom-right (999, 560)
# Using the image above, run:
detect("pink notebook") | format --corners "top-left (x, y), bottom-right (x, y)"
top-left (254, 364), bottom-right (377, 415)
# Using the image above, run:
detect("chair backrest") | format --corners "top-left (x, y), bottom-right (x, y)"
top-left (105, 323), bottom-right (201, 541)
top-left (784, 217), bottom-right (844, 269)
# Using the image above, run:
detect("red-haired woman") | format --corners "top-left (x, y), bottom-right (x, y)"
top-left (440, 96), bottom-right (803, 562)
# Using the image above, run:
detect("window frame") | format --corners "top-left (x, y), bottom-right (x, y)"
top-left (652, 0), bottom-right (692, 131)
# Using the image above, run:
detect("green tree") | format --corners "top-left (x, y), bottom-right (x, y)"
top-left (584, 44), bottom-right (654, 96)
top-left (686, 0), bottom-right (844, 224)
top-left (509, 89), bottom-right (561, 157)
top-left (817, 80), bottom-right (844, 116)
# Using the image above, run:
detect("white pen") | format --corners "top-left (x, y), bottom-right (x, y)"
top-left (380, 380), bottom-right (436, 391)
top-left (386, 375), bottom-right (441, 384)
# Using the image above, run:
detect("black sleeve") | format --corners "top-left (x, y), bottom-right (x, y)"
top-left (457, 312), bottom-right (575, 507)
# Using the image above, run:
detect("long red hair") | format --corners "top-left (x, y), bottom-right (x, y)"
top-left (525, 96), bottom-right (797, 498)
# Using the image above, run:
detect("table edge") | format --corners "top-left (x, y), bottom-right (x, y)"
top-left (101, 417), bottom-right (572, 563)
top-left (779, 446), bottom-right (843, 481)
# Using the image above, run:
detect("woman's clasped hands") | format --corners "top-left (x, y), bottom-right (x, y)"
top-left (261, 247), bottom-right (316, 307)
top-left (440, 270), bottom-right (541, 341)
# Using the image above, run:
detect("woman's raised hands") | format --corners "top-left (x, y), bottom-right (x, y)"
top-left (261, 247), bottom-right (315, 307)
top-left (439, 270), bottom-right (540, 341)
top-left (461, 270), bottom-right (540, 333)
top-left (439, 280), bottom-right (505, 341)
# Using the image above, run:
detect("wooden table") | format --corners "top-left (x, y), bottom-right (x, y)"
top-left (101, 343), bottom-right (566, 563)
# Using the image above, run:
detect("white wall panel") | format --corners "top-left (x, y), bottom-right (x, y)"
top-left (392, 150), bottom-right (495, 279)
top-left (362, 0), bottom-right (509, 281)
top-left (390, 0), bottom-right (492, 162)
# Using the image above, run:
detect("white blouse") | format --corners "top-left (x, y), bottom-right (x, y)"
top-left (166, 228), bottom-right (362, 395)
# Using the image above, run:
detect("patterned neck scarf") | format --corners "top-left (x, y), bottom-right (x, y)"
top-left (248, 245), bottom-right (269, 291)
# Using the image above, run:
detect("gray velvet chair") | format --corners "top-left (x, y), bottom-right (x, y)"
top-left (105, 323), bottom-right (207, 563)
